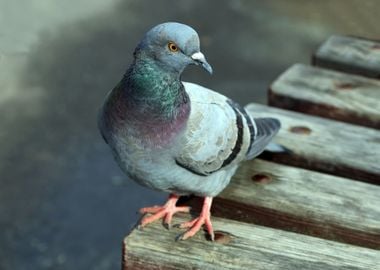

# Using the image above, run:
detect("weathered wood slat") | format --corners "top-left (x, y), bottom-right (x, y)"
top-left (123, 215), bottom-right (380, 270)
top-left (313, 35), bottom-right (380, 78)
top-left (212, 159), bottom-right (380, 249)
top-left (268, 64), bottom-right (380, 129)
top-left (246, 103), bottom-right (380, 184)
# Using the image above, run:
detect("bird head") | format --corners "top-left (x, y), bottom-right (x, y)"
top-left (134, 22), bottom-right (213, 75)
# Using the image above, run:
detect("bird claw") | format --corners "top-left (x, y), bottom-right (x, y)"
top-left (163, 221), bottom-right (171, 230)
top-left (174, 197), bottom-right (214, 241)
top-left (175, 230), bottom-right (215, 242)
top-left (208, 231), bottom-right (215, 242)
top-left (138, 194), bottom-right (190, 229)
top-left (175, 233), bottom-right (184, 242)
top-left (138, 196), bottom-right (214, 241)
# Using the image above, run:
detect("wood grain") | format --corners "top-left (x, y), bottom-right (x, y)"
top-left (123, 214), bottom-right (380, 270)
top-left (213, 159), bottom-right (380, 249)
top-left (313, 35), bottom-right (380, 78)
top-left (246, 103), bottom-right (380, 184)
top-left (268, 64), bottom-right (380, 129)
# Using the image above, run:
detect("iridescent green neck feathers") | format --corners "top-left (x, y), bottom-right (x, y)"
top-left (122, 55), bottom-right (189, 123)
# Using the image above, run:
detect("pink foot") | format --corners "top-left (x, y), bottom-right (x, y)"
top-left (178, 197), bottom-right (215, 241)
top-left (139, 194), bottom-right (190, 229)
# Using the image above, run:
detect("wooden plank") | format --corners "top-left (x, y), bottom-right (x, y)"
top-left (246, 103), bottom-right (380, 184)
top-left (123, 214), bottom-right (380, 270)
top-left (313, 35), bottom-right (380, 79)
top-left (212, 159), bottom-right (380, 249)
top-left (268, 64), bottom-right (380, 129)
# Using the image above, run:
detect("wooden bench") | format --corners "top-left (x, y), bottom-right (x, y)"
top-left (122, 35), bottom-right (380, 270)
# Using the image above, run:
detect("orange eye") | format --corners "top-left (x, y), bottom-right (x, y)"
top-left (168, 42), bottom-right (179, 52)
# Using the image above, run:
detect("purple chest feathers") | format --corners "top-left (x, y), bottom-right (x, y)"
top-left (108, 91), bottom-right (191, 148)
top-left (131, 102), bottom-right (190, 147)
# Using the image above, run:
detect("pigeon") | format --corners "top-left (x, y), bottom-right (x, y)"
top-left (98, 22), bottom-right (281, 241)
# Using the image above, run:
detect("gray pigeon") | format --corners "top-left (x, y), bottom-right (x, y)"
top-left (98, 22), bottom-right (280, 241)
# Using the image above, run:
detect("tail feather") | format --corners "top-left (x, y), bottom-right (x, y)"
top-left (247, 117), bottom-right (281, 159)
top-left (265, 142), bottom-right (292, 154)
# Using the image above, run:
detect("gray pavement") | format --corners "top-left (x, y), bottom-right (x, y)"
top-left (1, 0), bottom-right (379, 269)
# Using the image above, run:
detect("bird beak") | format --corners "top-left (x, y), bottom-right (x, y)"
top-left (191, 52), bottom-right (213, 74)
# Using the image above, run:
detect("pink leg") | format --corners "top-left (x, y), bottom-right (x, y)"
top-left (139, 194), bottom-right (191, 229)
top-left (178, 197), bottom-right (215, 241)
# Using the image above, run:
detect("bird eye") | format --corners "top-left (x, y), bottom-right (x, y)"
top-left (168, 42), bottom-right (179, 52)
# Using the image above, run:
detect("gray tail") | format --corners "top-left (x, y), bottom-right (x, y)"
top-left (247, 118), bottom-right (281, 159)
top-left (264, 142), bottom-right (292, 154)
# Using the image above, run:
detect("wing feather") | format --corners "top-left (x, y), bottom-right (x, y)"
top-left (176, 82), bottom-right (281, 175)
top-left (175, 82), bottom-right (250, 176)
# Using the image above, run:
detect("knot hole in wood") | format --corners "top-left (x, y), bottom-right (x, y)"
top-left (334, 81), bottom-right (358, 90)
top-left (289, 126), bottom-right (312, 135)
top-left (251, 174), bottom-right (272, 184)
top-left (214, 231), bottom-right (233, 244)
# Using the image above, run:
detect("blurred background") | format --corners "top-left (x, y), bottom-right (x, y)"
top-left (1, 0), bottom-right (379, 269)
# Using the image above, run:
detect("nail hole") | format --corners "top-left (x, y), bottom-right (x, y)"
top-left (251, 174), bottom-right (272, 184)
top-left (372, 44), bottom-right (380, 50)
top-left (289, 126), bottom-right (311, 135)
top-left (214, 231), bottom-right (232, 244)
